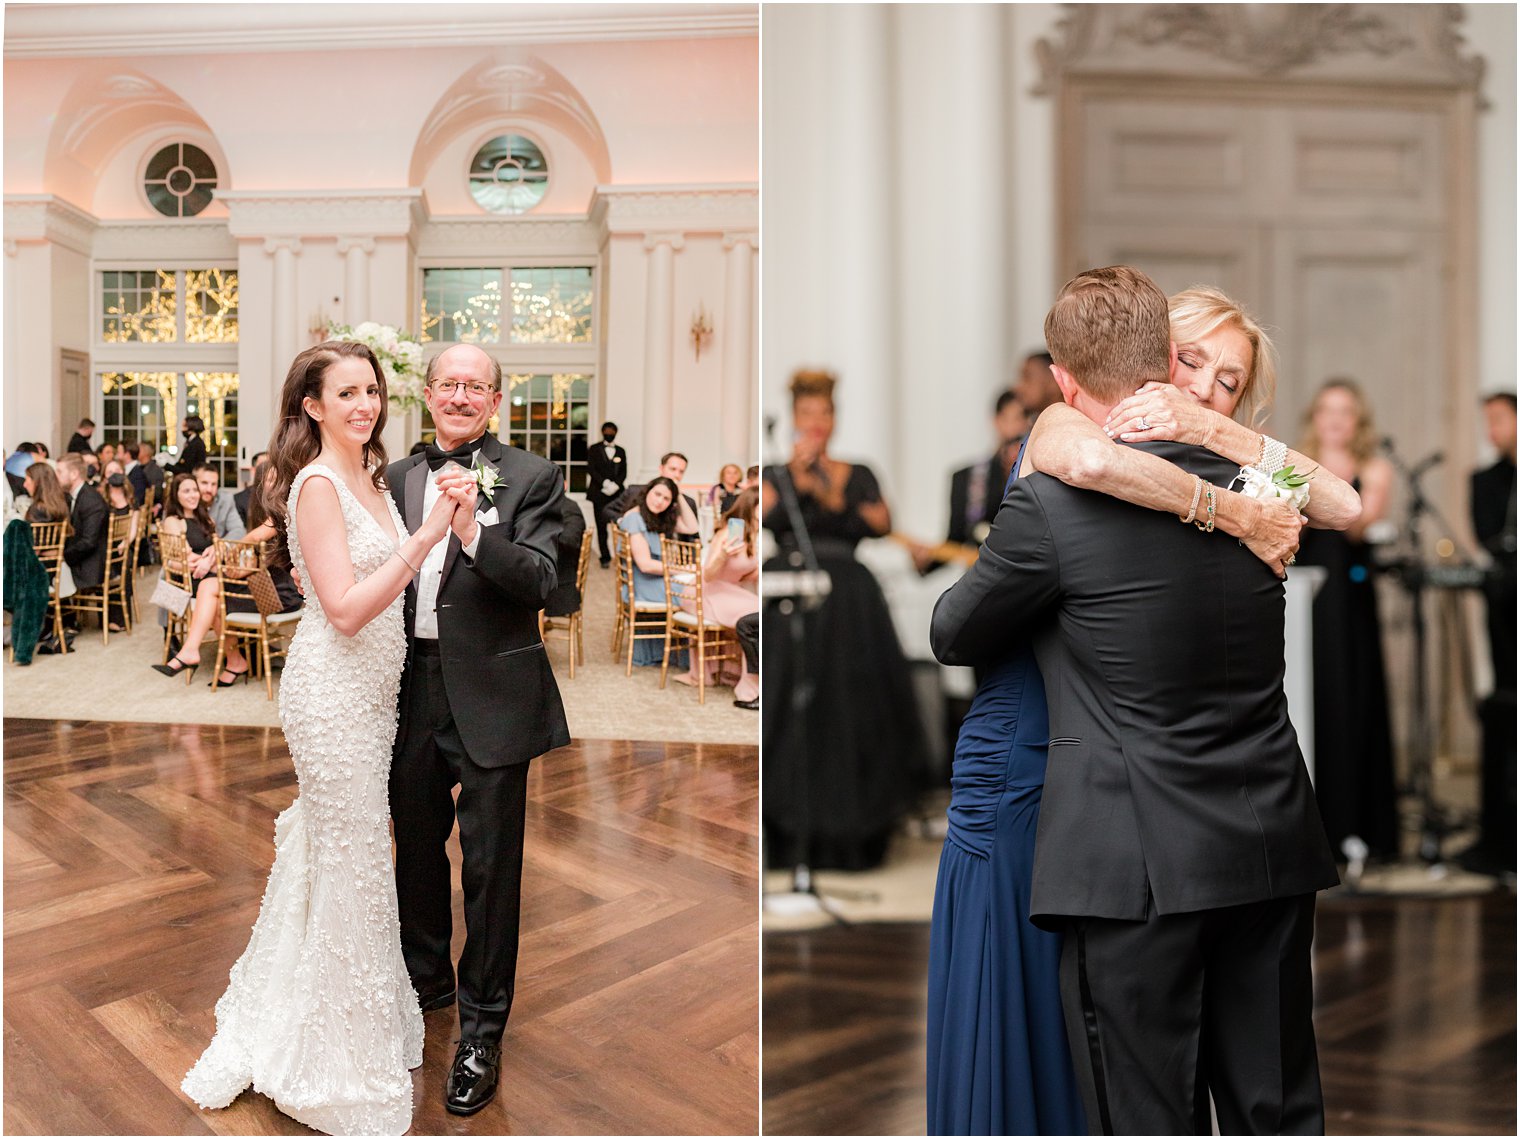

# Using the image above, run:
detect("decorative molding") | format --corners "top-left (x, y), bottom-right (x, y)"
top-left (1035, 5), bottom-right (1486, 96)
top-left (335, 236), bottom-right (376, 256)
top-left (417, 216), bottom-right (600, 259)
top-left (4, 5), bottom-right (757, 59)
top-left (721, 230), bottom-right (758, 251)
top-left (93, 219), bottom-right (237, 262)
top-left (591, 184), bottom-right (759, 237)
top-left (2, 195), bottom-right (99, 256)
top-left (263, 236), bottom-right (304, 256)
top-left (220, 190), bottom-right (427, 240)
top-left (643, 232), bottom-right (687, 253)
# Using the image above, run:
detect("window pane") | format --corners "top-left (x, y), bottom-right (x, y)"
top-left (509, 267), bottom-right (592, 344)
top-left (100, 372), bottom-right (177, 456)
top-left (468, 135), bottom-right (549, 215)
top-left (101, 269), bottom-right (177, 343)
top-left (420, 268), bottom-right (501, 344)
top-left (185, 268), bottom-right (239, 343)
top-left (186, 371), bottom-right (239, 485)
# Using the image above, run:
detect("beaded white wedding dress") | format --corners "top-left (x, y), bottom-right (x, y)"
top-left (182, 464), bottom-right (423, 1136)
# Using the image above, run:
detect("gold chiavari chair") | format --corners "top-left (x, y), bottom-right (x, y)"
top-left (63, 511), bottom-right (134, 645)
top-left (155, 530), bottom-right (199, 678)
top-left (213, 538), bottom-right (302, 701)
top-left (127, 503), bottom-right (152, 627)
top-left (612, 524), bottom-right (671, 676)
top-left (659, 536), bottom-right (741, 704)
top-left (20, 519), bottom-right (70, 657)
top-left (541, 530), bottom-right (592, 679)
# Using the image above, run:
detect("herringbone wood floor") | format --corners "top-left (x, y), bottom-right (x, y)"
top-left (3, 718), bottom-right (759, 1136)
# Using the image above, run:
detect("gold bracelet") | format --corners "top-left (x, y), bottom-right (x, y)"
top-left (1180, 474), bottom-right (1204, 524)
top-left (1194, 486), bottom-right (1216, 533)
top-left (394, 548), bottom-right (421, 574)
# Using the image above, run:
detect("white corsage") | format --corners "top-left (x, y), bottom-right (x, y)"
top-left (472, 454), bottom-right (506, 498)
top-left (1237, 464), bottom-right (1311, 513)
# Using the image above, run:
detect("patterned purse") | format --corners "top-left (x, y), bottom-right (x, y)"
top-left (149, 574), bottom-right (192, 616)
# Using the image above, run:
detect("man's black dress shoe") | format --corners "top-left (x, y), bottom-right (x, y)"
top-left (415, 982), bottom-right (456, 1013)
top-left (734, 697), bottom-right (758, 710)
top-left (445, 1040), bottom-right (501, 1115)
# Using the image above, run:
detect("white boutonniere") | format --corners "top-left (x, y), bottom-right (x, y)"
top-left (472, 454), bottom-right (506, 499)
top-left (1237, 464), bottom-right (1311, 513)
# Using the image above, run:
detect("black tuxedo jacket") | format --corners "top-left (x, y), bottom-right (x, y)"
top-left (387, 434), bottom-right (570, 768)
top-left (932, 442), bottom-right (1338, 928)
top-left (1471, 458), bottom-right (1516, 561)
top-left (64, 483), bottom-right (109, 590)
top-left (946, 454), bottom-right (1006, 546)
top-left (544, 498), bottom-right (587, 618)
top-left (585, 442), bottom-right (627, 499)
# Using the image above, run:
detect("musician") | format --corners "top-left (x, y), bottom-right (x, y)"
top-left (1461, 392), bottom-right (1516, 875)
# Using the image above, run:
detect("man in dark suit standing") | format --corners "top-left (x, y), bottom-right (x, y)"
top-left (584, 421), bottom-right (626, 567)
top-left (387, 343), bottom-right (570, 1116)
top-left (65, 417), bottom-right (96, 456)
top-left (947, 390), bottom-right (1029, 550)
top-left (56, 453), bottom-right (108, 592)
top-left (932, 266), bottom-right (1338, 1135)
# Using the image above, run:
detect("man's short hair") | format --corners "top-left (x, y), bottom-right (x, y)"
top-left (56, 454), bottom-right (85, 480)
top-left (660, 451), bottom-right (688, 467)
top-left (424, 349), bottom-right (503, 391)
top-left (995, 390), bottom-right (1022, 416)
top-left (78, 417), bottom-right (95, 429)
top-left (1044, 266), bottom-right (1171, 403)
top-left (601, 421), bottom-right (618, 432)
top-left (192, 463), bottom-right (218, 479)
top-left (14, 441), bottom-right (36, 453)
top-left (745, 464), bottom-right (759, 480)
top-left (1483, 392), bottom-right (1517, 413)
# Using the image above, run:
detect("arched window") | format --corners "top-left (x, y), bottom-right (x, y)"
top-left (468, 134), bottom-right (548, 215)
top-left (143, 142), bottom-right (218, 218)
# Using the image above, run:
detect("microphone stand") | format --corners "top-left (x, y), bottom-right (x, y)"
top-left (760, 417), bottom-right (843, 923)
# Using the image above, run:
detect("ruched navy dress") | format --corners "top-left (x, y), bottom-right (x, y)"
top-left (925, 460), bottom-right (1086, 1136)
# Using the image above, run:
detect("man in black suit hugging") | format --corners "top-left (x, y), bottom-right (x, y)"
top-left (933, 266), bottom-right (1338, 1135)
top-left (387, 343), bottom-right (570, 1116)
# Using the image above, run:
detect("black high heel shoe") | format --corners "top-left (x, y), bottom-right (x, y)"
top-left (152, 655), bottom-right (199, 681)
top-left (211, 666), bottom-right (250, 688)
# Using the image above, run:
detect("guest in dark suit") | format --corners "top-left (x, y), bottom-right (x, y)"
top-left (56, 453), bottom-right (109, 592)
top-left (127, 441), bottom-right (165, 508)
top-left (233, 452), bottom-right (270, 526)
top-left (171, 415), bottom-right (207, 475)
top-left (585, 421), bottom-right (627, 567)
top-left (543, 483), bottom-right (587, 618)
top-left (946, 392), bottom-right (1027, 549)
top-left (65, 417), bottom-right (96, 456)
top-left (933, 266), bottom-right (1337, 1135)
top-left (387, 343), bottom-right (569, 1116)
top-left (599, 451), bottom-right (699, 541)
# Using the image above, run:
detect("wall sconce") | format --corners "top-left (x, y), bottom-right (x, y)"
top-left (690, 304), bottom-right (714, 361)
top-left (309, 305), bottom-right (330, 344)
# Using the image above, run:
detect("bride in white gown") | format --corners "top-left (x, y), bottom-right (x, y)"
top-left (182, 341), bottom-right (472, 1135)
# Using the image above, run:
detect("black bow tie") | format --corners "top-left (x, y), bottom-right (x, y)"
top-left (425, 437), bottom-right (484, 471)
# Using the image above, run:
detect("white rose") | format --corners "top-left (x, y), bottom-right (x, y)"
top-left (353, 321), bottom-right (381, 341)
top-left (1237, 465), bottom-right (1311, 513)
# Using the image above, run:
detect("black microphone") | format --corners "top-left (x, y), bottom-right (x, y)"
top-left (1411, 451), bottom-right (1445, 477)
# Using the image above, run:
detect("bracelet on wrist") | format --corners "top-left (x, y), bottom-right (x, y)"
top-left (1180, 474), bottom-right (1204, 524)
top-left (1255, 434), bottom-right (1288, 476)
top-left (394, 548), bottom-right (420, 574)
top-left (1194, 485), bottom-right (1217, 533)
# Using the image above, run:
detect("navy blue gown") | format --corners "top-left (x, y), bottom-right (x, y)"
top-left (926, 465), bottom-right (1086, 1136)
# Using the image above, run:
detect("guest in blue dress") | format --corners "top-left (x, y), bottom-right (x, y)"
top-left (618, 476), bottom-right (685, 667)
top-left (926, 447), bottom-right (1086, 1137)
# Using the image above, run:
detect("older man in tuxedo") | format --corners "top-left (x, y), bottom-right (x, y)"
top-left (387, 343), bottom-right (570, 1116)
top-left (933, 266), bottom-right (1338, 1135)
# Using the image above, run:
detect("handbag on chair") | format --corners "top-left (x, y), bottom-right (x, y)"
top-left (149, 574), bottom-right (192, 617)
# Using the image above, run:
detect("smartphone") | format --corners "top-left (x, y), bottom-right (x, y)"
top-left (726, 517), bottom-right (745, 545)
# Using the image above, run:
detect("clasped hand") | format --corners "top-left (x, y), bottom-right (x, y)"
top-left (1104, 383), bottom-right (1214, 446)
top-left (421, 470), bottom-right (479, 545)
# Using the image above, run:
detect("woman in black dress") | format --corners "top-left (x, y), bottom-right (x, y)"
top-left (173, 415), bottom-right (208, 476)
top-left (1295, 378), bottom-right (1401, 859)
top-left (761, 370), bottom-right (927, 871)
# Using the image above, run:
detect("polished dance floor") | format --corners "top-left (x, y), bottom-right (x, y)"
top-left (763, 892), bottom-right (1516, 1136)
top-left (4, 718), bottom-right (758, 1136)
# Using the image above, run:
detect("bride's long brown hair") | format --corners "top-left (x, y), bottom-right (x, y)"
top-left (266, 341), bottom-right (390, 537)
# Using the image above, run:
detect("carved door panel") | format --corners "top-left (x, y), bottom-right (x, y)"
top-left (59, 348), bottom-right (90, 451)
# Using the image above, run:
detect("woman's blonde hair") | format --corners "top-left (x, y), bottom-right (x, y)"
top-left (1298, 377), bottom-right (1380, 464)
top-left (1168, 287), bottom-right (1278, 429)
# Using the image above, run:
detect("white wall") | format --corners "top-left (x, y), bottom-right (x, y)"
top-left (1470, 2), bottom-right (1517, 404)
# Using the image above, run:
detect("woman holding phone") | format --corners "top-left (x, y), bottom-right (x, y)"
top-left (679, 487), bottom-right (759, 703)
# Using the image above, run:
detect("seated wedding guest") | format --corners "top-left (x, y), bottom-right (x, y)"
top-left (34, 442), bottom-right (51, 462)
top-left (233, 457), bottom-right (271, 526)
top-left (194, 463), bottom-right (246, 541)
top-left (171, 415), bottom-right (207, 475)
top-left (705, 464), bottom-right (744, 515)
top-left (544, 479), bottom-right (588, 619)
top-left (601, 452), bottom-right (700, 540)
top-left (154, 473), bottom-right (230, 682)
top-left (1011, 350), bottom-right (1060, 420)
top-left (7, 442), bottom-right (44, 496)
top-left (618, 476), bottom-right (685, 667)
top-left (80, 450), bottom-right (102, 485)
top-left (212, 466), bottom-right (303, 683)
top-left (22, 461), bottom-right (70, 524)
top-left (128, 441), bottom-right (165, 508)
top-left (65, 417), bottom-right (96, 456)
top-left (97, 442), bottom-right (117, 470)
top-left (741, 464), bottom-right (759, 491)
top-left (679, 487), bottom-right (759, 705)
top-left (57, 454), bottom-right (109, 597)
top-left (103, 472), bottom-right (138, 631)
top-left (732, 612), bottom-right (758, 710)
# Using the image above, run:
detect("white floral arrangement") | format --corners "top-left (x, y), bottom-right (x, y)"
top-left (1237, 464), bottom-right (1312, 513)
top-left (325, 320), bottom-right (426, 411)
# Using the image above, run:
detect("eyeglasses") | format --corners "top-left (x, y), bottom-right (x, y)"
top-left (430, 381), bottom-right (496, 399)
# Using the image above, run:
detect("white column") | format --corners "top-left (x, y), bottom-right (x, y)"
top-left (4, 242), bottom-right (18, 437)
top-left (641, 232), bottom-right (683, 474)
top-left (266, 237), bottom-right (302, 379)
top-left (721, 231), bottom-right (756, 464)
top-left (337, 236), bottom-right (374, 324)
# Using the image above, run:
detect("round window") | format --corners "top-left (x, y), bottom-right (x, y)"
top-left (468, 135), bottom-right (548, 215)
top-left (144, 142), bottom-right (218, 218)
